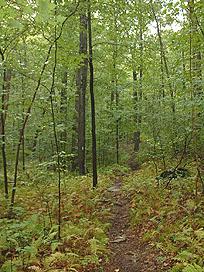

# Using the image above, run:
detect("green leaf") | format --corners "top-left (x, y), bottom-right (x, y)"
top-left (8, 19), bottom-right (23, 29)
top-left (1, 260), bottom-right (17, 272)
top-left (194, 229), bottom-right (204, 240)
top-left (182, 264), bottom-right (204, 272)
top-left (51, 240), bottom-right (60, 253)
top-left (0, 0), bottom-right (6, 6)
top-left (36, 0), bottom-right (55, 22)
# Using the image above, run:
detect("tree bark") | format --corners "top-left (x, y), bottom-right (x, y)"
top-left (60, 71), bottom-right (68, 153)
top-left (132, 4), bottom-right (143, 153)
top-left (76, 6), bottom-right (88, 175)
top-left (0, 48), bottom-right (11, 199)
top-left (132, 66), bottom-right (140, 152)
top-left (32, 108), bottom-right (46, 154)
top-left (88, 0), bottom-right (97, 188)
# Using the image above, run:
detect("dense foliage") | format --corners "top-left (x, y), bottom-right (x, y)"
top-left (0, 0), bottom-right (204, 271)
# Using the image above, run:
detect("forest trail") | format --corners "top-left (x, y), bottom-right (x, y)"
top-left (103, 175), bottom-right (171, 272)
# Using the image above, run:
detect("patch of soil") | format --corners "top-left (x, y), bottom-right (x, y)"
top-left (103, 177), bottom-right (174, 272)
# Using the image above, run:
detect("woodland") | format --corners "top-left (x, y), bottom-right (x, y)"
top-left (0, 0), bottom-right (204, 271)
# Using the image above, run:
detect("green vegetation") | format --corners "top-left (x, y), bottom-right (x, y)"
top-left (0, 169), bottom-right (111, 271)
top-left (123, 164), bottom-right (204, 271)
top-left (0, 0), bottom-right (204, 271)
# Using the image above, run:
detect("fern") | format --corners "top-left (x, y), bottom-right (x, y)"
top-left (182, 264), bottom-right (204, 272)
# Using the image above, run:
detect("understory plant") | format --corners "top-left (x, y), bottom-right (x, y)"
top-left (0, 168), bottom-right (111, 272)
top-left (123, 164), bottom-right (204, 271)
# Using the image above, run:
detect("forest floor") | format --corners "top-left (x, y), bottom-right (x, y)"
top-left (0, 164), bottom-right (203, 272)
top-left (102, 174), bottom-right (174, 272)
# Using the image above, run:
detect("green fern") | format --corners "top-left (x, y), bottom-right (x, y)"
top-left (182, 264), bottom-right (204, 272)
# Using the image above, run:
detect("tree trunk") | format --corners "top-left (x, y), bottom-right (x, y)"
top-left (132, 10), bottom-right (143, 153)
top-left (88, 0), bottom-right (97, 188)
top-left (60, 71), bottom-right (68, 153)
top-left (32, 108), bottom-right (46, 154)
top-left (0, 49), bottom-right (11, 199)
top-left (182, 50), bottom-right (186, 91)
top-left (132, 67), bottom-right (140, 152)
top-left (76, 7), bottom-right (88, 175)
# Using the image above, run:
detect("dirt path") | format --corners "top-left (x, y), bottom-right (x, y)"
top-left (103, 176), bottom-right (172, 272)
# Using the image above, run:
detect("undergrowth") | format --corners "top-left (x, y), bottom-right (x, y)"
top-left (0, 166), bottom-right (112, 272)
top-left (123, 163), bottom-right (204, 272)
top-left (1, 162), bottom-right (203, 272)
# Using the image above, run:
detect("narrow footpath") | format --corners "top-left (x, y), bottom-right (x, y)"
top-left (103, 176), bottom-right (172, 272)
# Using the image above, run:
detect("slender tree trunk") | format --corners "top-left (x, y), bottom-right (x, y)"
top-left (132, 8), bottom-right (143, 153)
top-left (132, 66), bottom-right (139, 152)
top-left (88, 0), bottom-right (97, 188)
top-left (1, 114), bottom-right (9, 199)
top-left (21, 74), bottom-right (26, 171)
top-left (0, 49), bottom-right (11, 199)
top-left (49, 35), bottom-right (62, 241)
top-left (182, 50), bottom-right (186, 91)
top-left (115, 73), bottom-right (119, 164)
top-left (137, 21), bottom-right (143, 151)
top-left (76, 6), bottom-right (88, 175)
top-left (22, 134), bottom-right (25, 171)
top-left (60, 71), bottom-right (68, 153)
top-left (160, 52), bottom-right (165, 98)
top-left (32, 108), bottom-right (46, 154)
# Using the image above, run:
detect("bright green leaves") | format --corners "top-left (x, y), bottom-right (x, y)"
top-left (0, 0), bottom-right (6, 7)
top-left (56, 14), bottom-right (66, 24)
top-left (36, 0), bottom-right (55, 23)
top-left (182, 264), bottom-right (204, 272)
top-left (35, 0), bottom-right (69, 41)
top-left (35, 0), bottom-right (66, 25)
top-left (8, 19), bottom-right (23, 30)
top-left (0, 0), bottom-right (34, 54)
